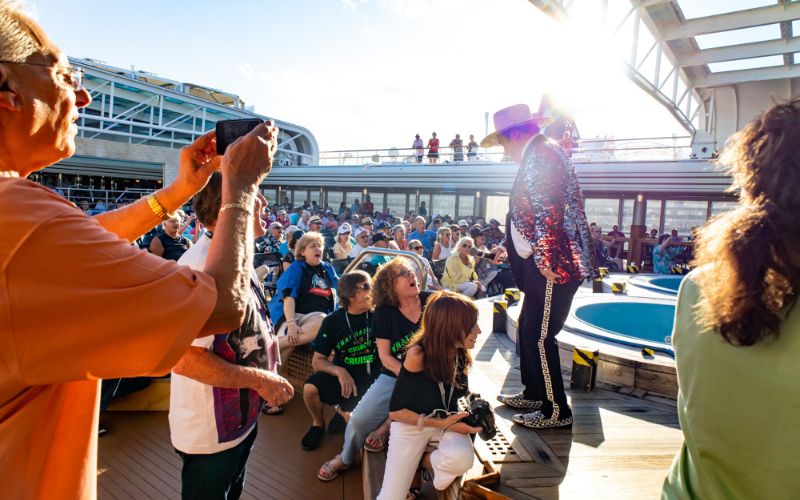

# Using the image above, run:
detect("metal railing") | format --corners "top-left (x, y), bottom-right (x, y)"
top-left (344, 248), bottom-right (430, 291)
top-left (317, 135), bottom-right (700, 166)
top-left (51, 186), bottom-right (155, 209)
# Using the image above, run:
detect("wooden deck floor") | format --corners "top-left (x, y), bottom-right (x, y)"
top-left (97, 300), bottom-right (683, 500)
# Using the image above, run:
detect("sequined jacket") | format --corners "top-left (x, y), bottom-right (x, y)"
top-left (507, 135), bottom-right (597, 284)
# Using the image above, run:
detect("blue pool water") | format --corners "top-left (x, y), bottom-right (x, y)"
top-left (627, 275), bottom-right (684, 296)
top-left (567, 299), bottom-right (675, 352)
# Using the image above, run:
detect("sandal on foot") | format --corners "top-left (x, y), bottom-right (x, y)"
top-left (364, 430), bottom-right (388, 453)
top-left (262, 405), bottom-right (284, 415)
top-left (317, 455), bottom-right (350, 481)
top-left (302, 425), bottom-right (325, 451)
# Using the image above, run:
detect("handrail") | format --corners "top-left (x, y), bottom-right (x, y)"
top-left (344, 248), bottom-right (430, 291)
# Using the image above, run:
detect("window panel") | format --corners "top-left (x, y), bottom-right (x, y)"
top-left (663, 200), bottom-right (708, 238)
top-left (584, 198), bottom-right (619, 233)
top-left (710, 201), bottom-right (738, 218)
top-left (458, 195), bottom-right (475, 218)
top-left (431, 194), bottom-right (456, 218)
top-left (386, 193), bottom-right (407, 216)
top-left (327, 191), bottom-right (343, 211)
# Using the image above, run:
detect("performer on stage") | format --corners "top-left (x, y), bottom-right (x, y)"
top-left (483, 104), bottom-right (596, 429)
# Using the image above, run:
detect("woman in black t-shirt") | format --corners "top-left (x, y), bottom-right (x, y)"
top-left (317, 259), bottom-right (429, 482)
top-left (378, 291), bottom-right (482, 499)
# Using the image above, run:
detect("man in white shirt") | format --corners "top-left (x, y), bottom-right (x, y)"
top-left (170, 173), bottom-right (294, 499)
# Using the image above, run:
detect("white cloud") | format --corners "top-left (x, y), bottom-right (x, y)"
top-left (341, 0), bottom-right (357, 13)
top-left (236, 62), bottom-right (255, 84)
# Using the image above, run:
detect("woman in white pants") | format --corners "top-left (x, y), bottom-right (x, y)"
top-left (378, 291), bottom-right (482, 499)
top-left (441, 237), bottom-right (482, 298)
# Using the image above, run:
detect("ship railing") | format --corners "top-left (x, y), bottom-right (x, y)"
top-left (344, 248), bottom-right (430, 291)
top-left (49, 186), bottom-right (156, 211)
top-left (318, 135), bottom-right (698, 166)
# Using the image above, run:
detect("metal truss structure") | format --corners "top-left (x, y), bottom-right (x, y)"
top-left (73, 58), bottom-right (319, 166)
top-left (528, 0), bottom-right (800, 155)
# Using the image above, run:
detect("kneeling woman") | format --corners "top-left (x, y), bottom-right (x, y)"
top-left (378, 291), bottom-right (482, 499)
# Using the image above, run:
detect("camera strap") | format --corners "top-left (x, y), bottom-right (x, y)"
top-left (438, 382), bottom-right (454, 412)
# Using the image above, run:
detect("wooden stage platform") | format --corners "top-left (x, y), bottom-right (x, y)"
top-left (97, 300), bottom-right (683, 499)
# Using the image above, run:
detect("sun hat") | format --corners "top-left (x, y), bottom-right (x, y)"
top-left (458, 220), bottom-right (468, 227)
top-left (361, 217), bottom-right (373, 225)
top-left (480, 104), bottom-right (553, 148)
top-left (309, 215), bottom-right (322, 224)
top-left (338, 223), bottom-right (352, 234)
top-left (268, 221), bottom-right (283, 230)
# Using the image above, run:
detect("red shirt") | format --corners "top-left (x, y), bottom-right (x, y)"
top-left (428, 138), bottom-right (439, 153)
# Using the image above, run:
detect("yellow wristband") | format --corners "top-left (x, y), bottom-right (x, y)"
top-left (220, 203), bottom-right (251, 215)
top-left (146, 194), bottom-right (172, 221)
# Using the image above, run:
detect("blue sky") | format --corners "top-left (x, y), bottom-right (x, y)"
top-left (30, 0), bottom-right (691, 150)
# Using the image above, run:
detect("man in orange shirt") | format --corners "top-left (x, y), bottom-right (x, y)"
top-left (0, 4), bottom-right (291, 499)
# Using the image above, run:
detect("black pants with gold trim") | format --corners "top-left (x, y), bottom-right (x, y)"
top-left (516, 270), bottom-right (580, 419)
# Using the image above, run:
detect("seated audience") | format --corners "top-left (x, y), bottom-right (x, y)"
top-left (349, 228), bottom-right (371, 258)
top-left (268, 233), bottom-right (339, 392)
top-left (333, 223), bottom-right (354, 260)
top-left (441, 237), bottom-right (482, 297)
top-left (482, 219), bottom-right (504, 248)
top-left (653, 234), bottom-right (684, 274)
top-left (607, 224), bottom-right (625, 260)
top-left (408, 239), bottom-right (442, 290)
top-left (280, 228), bottom-right (305, 274)
top-left (170, 175), bottom-right (293, 498)
top-left (149, 213), bottom-right (192, 261)
top-left (410, 216), bottom-right (437, 252)
top-left (261, 221), bottom-right (284, 254)
top-left (591, 226), bottom-right (622, 271)
top-left (393, 224), bottom-right (408, 251)
top-left (378, 291), bottom-right (482, 499)
top-left (318, 260), bottom-right (431, 481)
top-left (308, 214), bottom-right (323, 233)
top-left (302, 271), bottom-right (378, 451)
top-left (369, 232), bottom-right (393, 267)
top-left (431, 226), bottom-right (453, 260)
top-left (663, 98), bottom-right (800, 499)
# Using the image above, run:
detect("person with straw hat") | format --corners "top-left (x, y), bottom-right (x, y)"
top-left (485, 104), bottom-right (596, 429)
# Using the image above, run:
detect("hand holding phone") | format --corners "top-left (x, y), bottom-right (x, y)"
top-left (216, 119), bottom-right (264, 155)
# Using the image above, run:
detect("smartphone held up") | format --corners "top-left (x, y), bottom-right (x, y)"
top-left (216, 118), bottom-right (264, 155)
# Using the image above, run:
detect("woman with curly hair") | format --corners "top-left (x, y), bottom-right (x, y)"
top-left (317, 259), bottom-right (432, 481)
top-left (663, 99), bottom-right (800, 499)
top-left (378, 291), bottom-right (482, 499)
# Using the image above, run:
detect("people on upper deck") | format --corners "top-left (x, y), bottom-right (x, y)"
top-left (449, 133), bottom-right (464, 162)
top-left (169, 174), bottom-right (293, 498)
top-left (318, 260), bottom-right (432, 482)
top-left (333, 223), bottom-right (354, 260)
top-left (377, 291), bottom-right (482, 499)
top-left (467, 134), bottom-right (478, 160)
top-left (351, 198), bottom-right (361, 215)
top-left (559, 130), bottom-right (576, 157)
top-left (149, 212), bottom-right (192, 261)
top-left (427, 132), bottom-right (440, 164)
top-left (269, 232), bottom-right (339, 384)
top-left (662, 98), bottom-right (800, 500)
top-left (0, 4), bottom-right (280, 496)
top-left (441, 236), bottom-right (482, 298)
top-left (301, 271), bottom-right (378, 451)
top-left (431, 226), bottom-right (453, 261)
top-left (412, 134), bottom-right (424, 163)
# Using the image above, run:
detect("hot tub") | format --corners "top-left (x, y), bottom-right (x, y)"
top-left (564, 296), bottom-right (675, 354)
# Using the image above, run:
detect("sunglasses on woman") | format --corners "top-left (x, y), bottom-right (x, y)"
top-left (409, 245), bottom-right (422, 250)
top-left (397, 268), bottom-right (414, 278)
top-left (355, 282), bottom-right (371, 290)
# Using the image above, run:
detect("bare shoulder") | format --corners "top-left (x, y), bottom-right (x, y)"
top-left (403, 345), bottom-right (425, 372)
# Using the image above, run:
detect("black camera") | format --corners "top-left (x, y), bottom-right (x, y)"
top-left (461, 394), bottom-right (496, 441)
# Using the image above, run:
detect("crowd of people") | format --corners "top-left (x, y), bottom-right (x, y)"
top-left (412, 132), bottom-right (480, 163)
top-left (2, 4), bottom-right (798, 499)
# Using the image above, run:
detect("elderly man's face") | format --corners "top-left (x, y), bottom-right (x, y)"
top-left (163, 218), bottom-right (180, 236)
top-left (1, 46), bottom-right (91, 175)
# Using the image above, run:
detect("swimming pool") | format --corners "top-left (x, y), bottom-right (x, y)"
top-left (627, 275), bottom-right (685, 296)
top-left (564, 296), bottom-right (675, 354)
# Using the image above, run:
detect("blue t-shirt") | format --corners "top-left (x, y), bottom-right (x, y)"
top-left (410, 229), bottom-right (437, 251)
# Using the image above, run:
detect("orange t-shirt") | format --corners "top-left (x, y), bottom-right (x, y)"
top-left (0, 178), bottom-right (217, 499)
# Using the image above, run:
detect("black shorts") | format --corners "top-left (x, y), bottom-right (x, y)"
top-left (305, 371), bottom-right (376, 412)
top-left (428, 152), bottom-right (439, 158)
